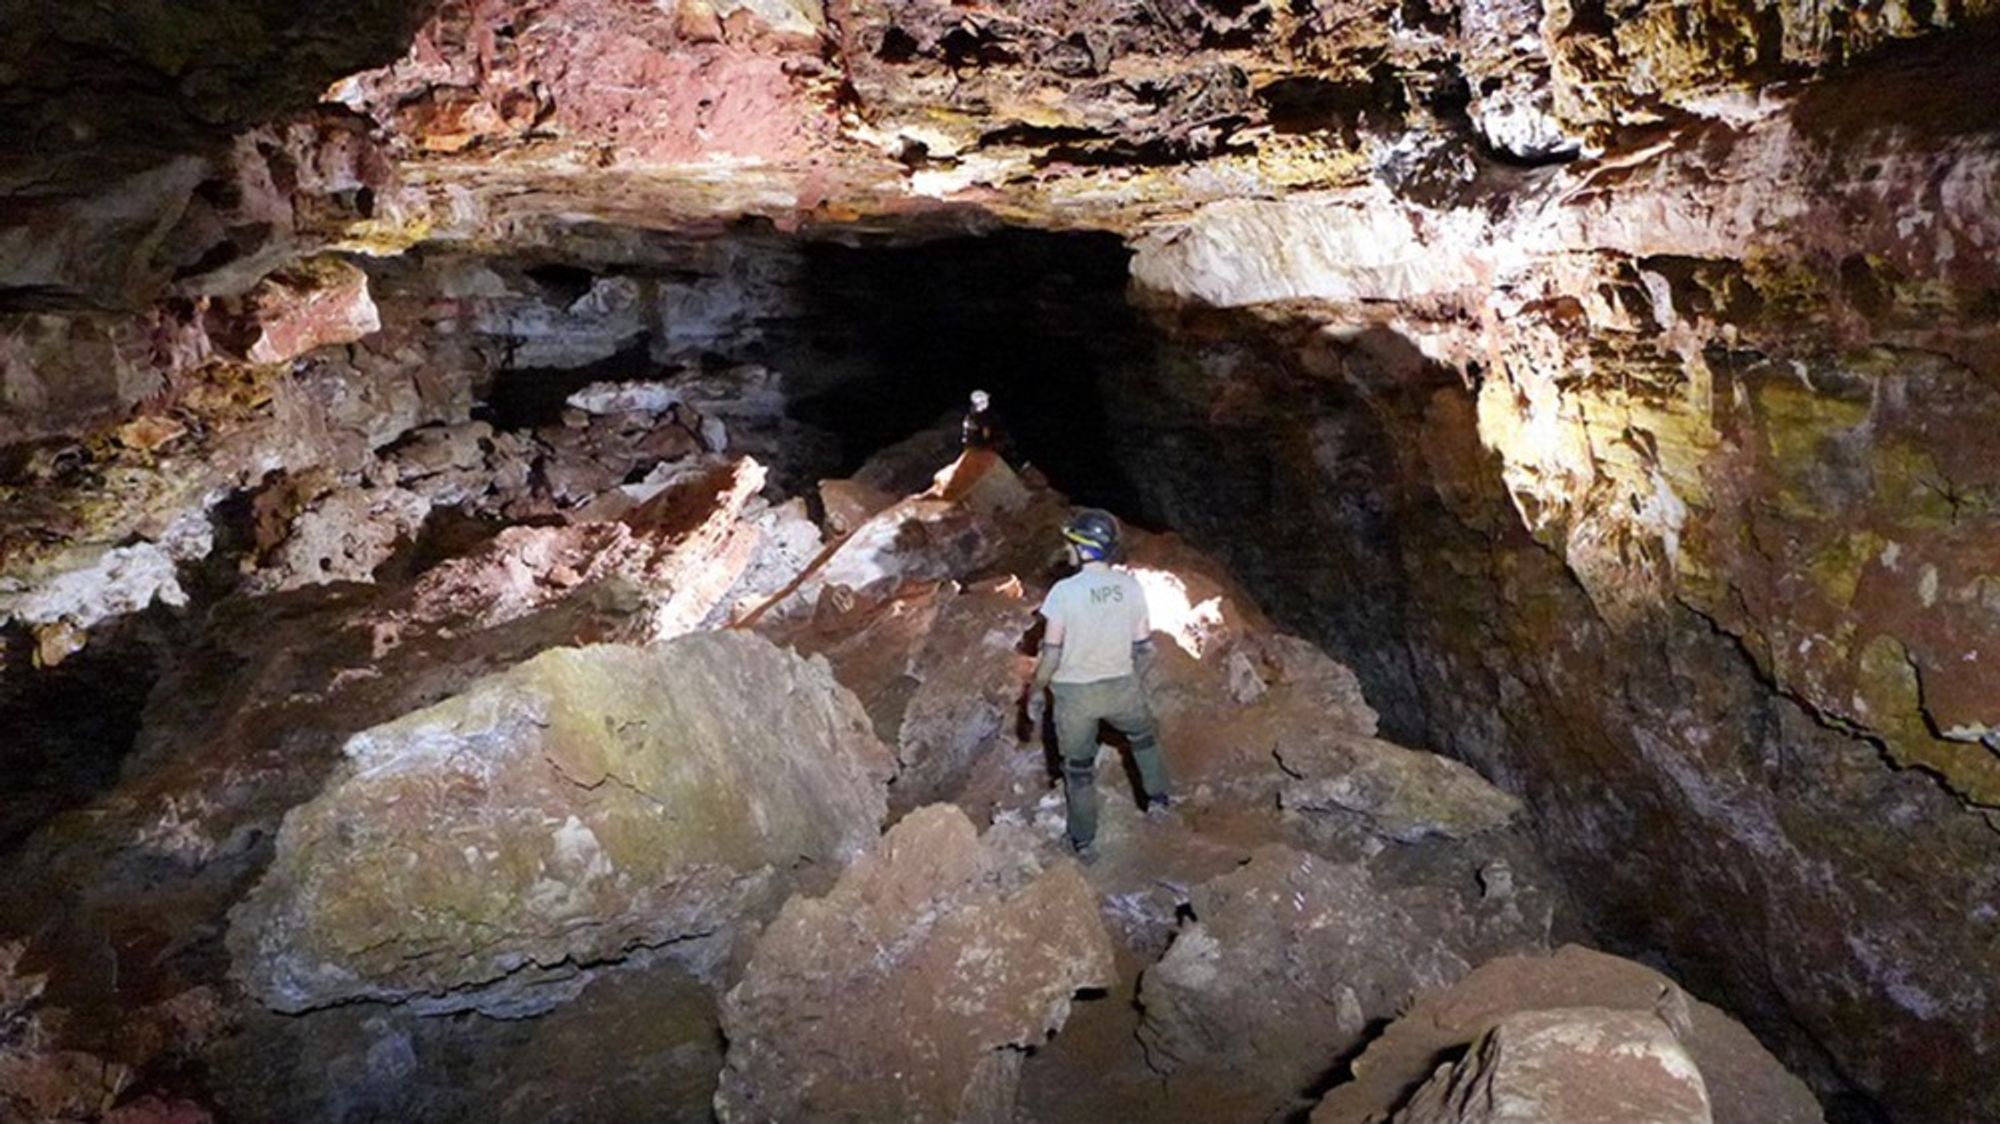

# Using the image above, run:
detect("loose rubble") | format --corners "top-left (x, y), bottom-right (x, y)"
top-left (1, 391), bottom-right (1827, 1119)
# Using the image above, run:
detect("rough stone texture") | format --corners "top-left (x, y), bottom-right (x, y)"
top-left (245, 482), bottom-right (432, 592)
top-left (1136, 845), bottom-right (1550, 1107)
top-left (819, 476), bottom-right (898, 534)
top-left (765, 578), bottom-right (1036, 809)
top-left (0, 510), bottom-right (212, 635)
top-left (1278, 731), bottom-right (1523, 843)
top-left (229, 632), bottom-right (893, 1015)
top-left (715, 804), bottom-right (1115, 1124)
top-left (1315, 945), bottom-right (1821, 1124)
top-left (219, 258), bottom-right (384, 366)
top-left (750, 493), bottom-right (1004, 621)
top-left (2, 2), bottom-right (1995, 1120)
top-left (209, 956), bottom-right (724, 1124)
top-left (1390, 1008), bottom-right (1712, 1124)
top-left (1109, 29), bottom-right (2000, 1119)
top-left (0, 450), bottom-right (796, 1122)
top-left (0, 940), bottom-right (228, 1124)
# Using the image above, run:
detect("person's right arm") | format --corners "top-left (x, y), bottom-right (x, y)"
top-left (1033, 612), bottom-right (1066, 693)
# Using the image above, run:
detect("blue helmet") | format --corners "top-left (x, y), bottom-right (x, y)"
top-left (1061, 509), bottom-right (1119, 562)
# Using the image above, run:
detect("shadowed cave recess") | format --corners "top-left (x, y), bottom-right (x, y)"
top-left (3, 2), bottom-right (1999, 1123)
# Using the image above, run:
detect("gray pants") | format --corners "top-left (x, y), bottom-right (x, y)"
top-left (1050, 674), bottom-right (1171, 848)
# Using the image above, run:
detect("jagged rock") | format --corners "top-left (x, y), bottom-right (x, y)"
top-left (1315, 946), bottom-right (1823, 1124)
top-left (851, 420), bottom-right (965, 498)
top-left (566, 380), bottom-right (683, 416)
top-left (767, 578), bottom-right (1036, 809)
top-left (1460, 0), bottom-right (1583, 161)
top-left (819, 476), bottom-right (898, 535)
top-left (1136, 845), bottom-right (1549, 1105)
top-left (0, 508), bottom-right (212, 633)
top-left (716, 805), bottom-right (1115, 1124)
top-left (1278, 732), bottom-right (1523, 843)
top-left (700, 496), bottom-right (823, 628)
top-left (0, 942), bottom-right (226, 1124)
top-left (536, 409), bottom-right (710, 508)
top-left (228, 632), bottom-right (894, 1015)
top-left (751, 494), bottom-right (1002, 621)
top-left (335, 0), bottom-right (839, 165)
top-left (214, 258), bottom-right (383, 366)
top-left (1390, 1008), bottom-right (1712, 1124)
top-left (384, 421), bottom-right (537, 511)
top-left (246, 483), bottom-right (432, 592)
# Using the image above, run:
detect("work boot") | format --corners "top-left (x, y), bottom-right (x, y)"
top-left (1144, 795), bottom-right (1174, 823)
top-left (1070, 837), bottom-right (1099, 865)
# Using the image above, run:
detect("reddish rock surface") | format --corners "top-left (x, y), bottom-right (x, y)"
top-left (1315, 945), bottom-right (1822, 1124)
top-left (1137, 844), bottom-right (1552, 1109)
top-left (2, 1), bottom-right (1996, 1119)
top-left (715, 805), bottom-right (1115, 1123)
top-left (1391, 1008), bottom-right (1713, 1124)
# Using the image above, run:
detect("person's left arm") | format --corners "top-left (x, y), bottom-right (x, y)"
top-left (1131, 581), bottom-right (1158, 686)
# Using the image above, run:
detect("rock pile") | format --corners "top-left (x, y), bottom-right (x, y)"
top-left (1, 437), bottom-right (1822, 1122)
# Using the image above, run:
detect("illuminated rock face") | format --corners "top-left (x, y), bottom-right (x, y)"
top-left (229, 632), bottom-right (893, 1015)
top-left (766, 578), bottom-right (1039, 810)
top-left (1114, 305), bottom-right (2000, 1118)
top-left (1099, 32), bottom-right (2000, 1120)
top-left (1391, 1008), bottom-right (1715, 1124)
top-left (1314, 945), bottom-right (1823, 1124)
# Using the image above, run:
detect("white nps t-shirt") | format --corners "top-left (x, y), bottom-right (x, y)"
top-left (1039, 565), bottom-right (1150, 684)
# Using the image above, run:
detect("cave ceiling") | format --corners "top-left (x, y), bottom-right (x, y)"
top-left (4, 0), bottom-right (1993, 308)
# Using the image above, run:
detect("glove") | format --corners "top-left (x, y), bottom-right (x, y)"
top-left (1024, 691), bottom-right (1047, 729)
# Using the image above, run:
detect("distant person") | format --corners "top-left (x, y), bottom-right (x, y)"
top-left (1024, 509), bottom-right (1173, 861)
top-left (961, 389), bottom-right (1009, 457)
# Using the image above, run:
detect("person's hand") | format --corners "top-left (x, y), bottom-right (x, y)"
top-left (1024, 690), bottom-right (1047, 729)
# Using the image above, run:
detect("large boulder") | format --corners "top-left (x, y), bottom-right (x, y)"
top-left (1391, 1008), bottom-right (1712, 1124)
top-left (715, 805), bottom-right (1115, 1123)
top-left (228, 632), bottom-right (894, 1016)
top-left (1278, 731), bottom-right (1523, 843)
top-left (1137, 845), bottom-right (1550, 1106)
top-left (1313, 945), bottom-right (1822, 1124)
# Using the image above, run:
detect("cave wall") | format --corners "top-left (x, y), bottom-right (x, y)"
top-left (1109, 312), bottom-right (2000, 1121)
top-left (1113, 27), bottom-right (2000, 1123)
top-left (3, 1), bottom-right (1999, 1118)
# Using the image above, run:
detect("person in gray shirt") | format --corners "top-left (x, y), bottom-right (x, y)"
top-left (1025, 509), bottom-right (1174, 860)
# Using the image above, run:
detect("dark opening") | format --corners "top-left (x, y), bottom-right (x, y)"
top-left (788, 228), bottom-right (1151, 516)
top-left (0, 616), bottom-right (169, 848)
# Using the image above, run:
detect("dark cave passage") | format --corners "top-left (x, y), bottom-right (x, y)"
top-left (786, 228), bottom-right (1156, 519)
